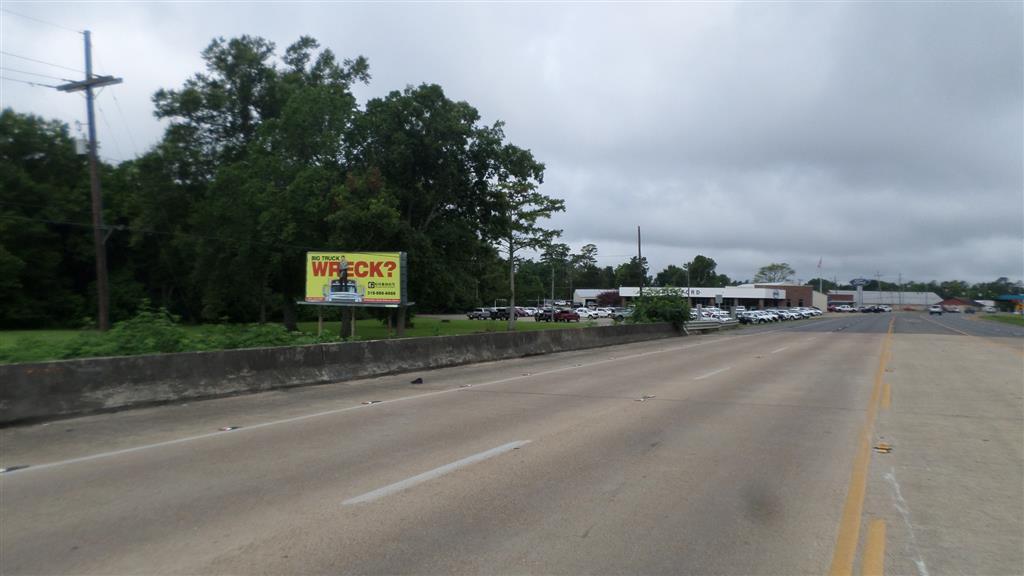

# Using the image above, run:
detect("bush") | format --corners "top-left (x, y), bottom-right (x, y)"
top-left (62, 303), bottom-right (190, 358)
top-left (629, 291), bottom-right (690, 330)
top-left (190, 323), bottom-right (319, 351)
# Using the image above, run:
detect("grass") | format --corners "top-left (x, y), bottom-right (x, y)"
top-left (979, 314), bottom-right (1024, 327)
top-left (297, 317), bottom-right (599, 339)
top-left (0, 316), bottom-right (602, 364)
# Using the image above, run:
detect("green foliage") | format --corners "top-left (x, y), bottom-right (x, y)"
top-left (753, 262), bottom-right (796, 283)
top-left (0, 109), bottom-right (92, 327)
top-left (614, 257), bottom-right (650, 287)
top-left (629, 291), bottom-right (690, 330)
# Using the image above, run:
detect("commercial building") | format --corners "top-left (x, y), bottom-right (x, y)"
top-left (571, 284), bottom-right (828, 310)
top-left (828, 290), bottom-right (942, 309)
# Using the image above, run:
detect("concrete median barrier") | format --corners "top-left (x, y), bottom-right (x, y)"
top-left (0, 322), bottom-right (677, 424)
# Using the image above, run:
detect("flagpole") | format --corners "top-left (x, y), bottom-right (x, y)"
top-left (818, 258), bottom-right (823, 295)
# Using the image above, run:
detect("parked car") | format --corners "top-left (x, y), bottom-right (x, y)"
top-left (929, 305), bottom-right (943, 315)
top-left (575, 307), bottom-right (598, 319)
top-left (553, 309), bottom-right (580, 322)
top-left (836, 305), bottom-right (854, 313)
top-left (983, 306), bottom-right (998, 313)
top-left (467, 308), bottom-right (491, 320)
top-left (595, 308), bottom-right (613, 318)
top-left (535, 308), bottom-right (555, 322)
top-left (612, 308), bottom-right (634, 321)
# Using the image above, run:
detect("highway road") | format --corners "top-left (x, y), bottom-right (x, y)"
top-left (1, 313), bottom-right (1021, 575)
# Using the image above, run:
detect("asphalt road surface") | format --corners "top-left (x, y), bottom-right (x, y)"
top-left (2, 313), bottom-right (1021, 575)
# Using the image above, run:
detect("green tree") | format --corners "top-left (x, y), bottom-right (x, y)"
top-left (614, 256), bottom-right (650, 287)
top-left (655, 264), bottom-right (688, 287)
top-left (753, 262), bottom-right (796, 283)
top-left (491, 180), bottom-right (565, 330)
top-left (0, 110), bottom-right (93, 327)
top-left (350, 83), bottom-right (544, 312)
top-left (540, 243), bottom-right (570, 302)
top-left (685, 255), bottom-right (721, 286)
top-left (629, 289), bottom-right (690, 330)
top-left (805, 277), bottom-right (838, 292)
top-left (146, 35), bottom-right (370, 327)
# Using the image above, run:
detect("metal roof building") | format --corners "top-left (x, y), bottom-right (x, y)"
top-left (828, 290), bottom-right (942, 306)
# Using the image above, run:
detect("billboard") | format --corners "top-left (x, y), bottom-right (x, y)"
top-left (305, 252), bottom-right (406, 305)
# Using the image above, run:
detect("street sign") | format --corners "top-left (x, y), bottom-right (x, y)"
top-left (850, 278), bottom-right (869, 287)
top-left (715, 294), bottom-right (723, 305)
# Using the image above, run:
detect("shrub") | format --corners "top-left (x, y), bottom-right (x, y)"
top-left (629, 291), bottom-right (690, 330)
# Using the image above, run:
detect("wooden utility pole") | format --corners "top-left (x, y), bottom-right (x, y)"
top-left (637, 226), bottom-right (643, 297)
top-left (57, 30), bottom-right (122, 331)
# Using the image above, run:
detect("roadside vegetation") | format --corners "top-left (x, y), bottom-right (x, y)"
top-left (980, 314), bottom-right (1024, 327)
top-left (0, 306), bottom-right (600, 364)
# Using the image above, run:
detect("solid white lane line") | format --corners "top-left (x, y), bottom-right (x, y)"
top-left (694, 366), bottom-right (732, 380)
top-left (771, 346), bottom-right (789, 354)
top-left (6, 321), bottom-right (825, 476)
top-left (343, 440), bottom-right (531, 505)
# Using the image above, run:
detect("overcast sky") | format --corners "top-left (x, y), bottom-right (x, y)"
top-left (2, 1), bottom-right (1021, 285)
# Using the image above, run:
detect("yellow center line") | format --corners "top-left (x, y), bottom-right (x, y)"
top-left (881, 382), bottom-right (891, 411)
top-left (828, 317), bottom-right (893, 576)
top-left (861, 518), bottom-right (887, 576)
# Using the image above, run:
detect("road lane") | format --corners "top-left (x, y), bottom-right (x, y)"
top-left (1, 317), bottom-right (877, 574)
top-left (6, 313), bottom-right (1015, 574)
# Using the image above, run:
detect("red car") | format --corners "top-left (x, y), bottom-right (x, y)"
top-left (553, 309), bottom-right (580, 322)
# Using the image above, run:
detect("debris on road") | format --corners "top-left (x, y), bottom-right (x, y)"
top-left (410, 377), bottom-right (424, 384)
top-left (361, 400), bottom-right (383, 405)
top-left (873, 442), bottom-right (893, 454)
top-left (636, 395), bottom-right (656, 402)
top-left (0, 465), bottom-right (30, 474)
top-left (219, 426), bottom-right (240, 431)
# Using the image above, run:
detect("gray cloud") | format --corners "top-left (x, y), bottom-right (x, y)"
top-left (2, 2), bottom-right (1020, 284)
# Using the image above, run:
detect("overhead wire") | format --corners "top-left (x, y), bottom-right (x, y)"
top-left (0, 75), bottom-right (57, 88)
top-left (0, 66), bottom-right (70, 82)
top-left (0, 8), bottom-right (83, 34)
top-left (0, 50), bottom-right (83, 74)
top-left (110, 92), bottom-right (140, 156)
top-left (96, 102), bottom-right (125, 161)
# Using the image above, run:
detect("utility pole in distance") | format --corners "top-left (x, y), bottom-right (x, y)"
top-left (637, 226), bottom-right (643, 298)
top-left (57, 30), bottom-right (122, 331)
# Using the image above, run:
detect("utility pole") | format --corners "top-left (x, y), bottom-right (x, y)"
top-left (637, 226), bottom-right (643, 298)
top-left (898, 272), bottom-right (903, 307)
top-left (58, 30), bottom-right (122, 331)
top-left (550, 260), bottom-right (555, 305)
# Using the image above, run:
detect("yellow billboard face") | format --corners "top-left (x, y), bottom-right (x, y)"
top-left (305, 252), bottom-right (405, 305)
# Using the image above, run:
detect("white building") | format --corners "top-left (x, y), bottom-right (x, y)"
top-left (573, 286), bottom-right (799, 309)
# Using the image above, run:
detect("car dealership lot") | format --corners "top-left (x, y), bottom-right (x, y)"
top-left (1, 312), bottom-right (1020, 575)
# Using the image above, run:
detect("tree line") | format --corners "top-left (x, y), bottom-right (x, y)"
top-left (1, 35), bottom-right (1018, 330)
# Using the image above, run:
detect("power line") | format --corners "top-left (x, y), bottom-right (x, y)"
top-left (0, 8), bottom-right (83, 34)
top-left (0, 66), bottom-right (70, 81)
top-left (0, 75), bottom-right (56, 88)
top-left (96, 102), bottom-right (125, 161)
top-left (0, 50), bottom-right (83, 74)
top-left (110, 92), bottom-right (140, 155)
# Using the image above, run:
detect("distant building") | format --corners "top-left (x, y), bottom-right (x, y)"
top-left (828, 290), bottom-right (941, 309)
top-left (571, 289), bottom-right (619, 306)
top-left (939, 297), bottom-right (981, 312)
